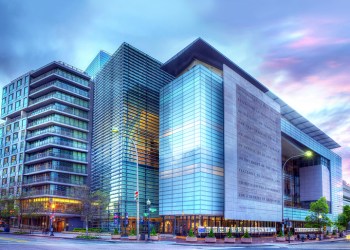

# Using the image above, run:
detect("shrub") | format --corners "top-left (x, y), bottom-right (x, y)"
top-left (332, 230), bottom-right (336, 235)
top-left (113, 228), bottom-right (119, 235)
top-left (151, 227), bottom-right (157, 236)
top-left (76, 235), bottom-right (100, 240)
top-left (73, 228), bottom-right (102, 233)
top-left (129, 228), bottom-right (136, 236)
top-left (242, 230), bottom-right (251, 238)
top-left (277, 231), bottom-right (284, 237)
top-left (226, 228), bottom-right (234, 238)
top-left (188, 228), bottom-right (195, 237)
top-left (207, 228), bottom-right (215, 238)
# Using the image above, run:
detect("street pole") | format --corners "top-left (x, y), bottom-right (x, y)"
top-left (147, 199), bottom-right (151, 240)
top-left (50, 204), bottom-right (55, 236)
top-left (281, 151), bottom-right (312, 237)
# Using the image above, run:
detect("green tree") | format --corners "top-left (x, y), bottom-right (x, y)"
top-left (0, 198), bottom-right (18, 226)
top-left (305, 197), bottom-right (332, 231)
top-left (336, 205), bottom-right (350, 231)
top-left (78, 187), bottom-right (109, 236)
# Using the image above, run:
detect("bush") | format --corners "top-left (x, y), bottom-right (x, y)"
top-left (129, 228), bottom-right (136, 236)
top-left (13, 231), bottom-right (27, 235)
top-left (73, 228), bottom-right (102, 233)
top-left (242, 230), bottom-right (251, 238)
top-left (151, 227), bottom-right (157, 236)
top-left (76, 235), bottom-right (100, 240)
top-left (113, 228), bottom-right (119, 235)
top-left (277, 231), bottom-right (284, 237)
top-left (226, 228), bottom-right (234, 238)
top-left (332, 230), bottom-right (337, 235)
top-left (188, 228), bottom-right (195, 237)
top-left (207, 228), bottom-right (215, 238)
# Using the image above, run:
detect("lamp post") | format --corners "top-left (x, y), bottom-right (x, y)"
top-left (281, 151), bottom-right (312, 238)
top-left (318, 214), bottom-right (322, 240)
top-left (49, 204), bottom-right (55, 236)
top-left (112, 127), bottom-right (139, 240)
top-left (147, 199), bottom-right (151, 240)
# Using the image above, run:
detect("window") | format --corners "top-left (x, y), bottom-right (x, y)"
top-left (9, 93), bottom-right (14, 102)
top-left (3, 157), bottom-right (8, 165)
top-left (10, 166), bottom-right (15, 173)
top-left (21, 130), bottom-right (25, 139)
top-left (4, 147), bottom-right (9, 154)
top-left (2, 168), bottom-right (7, 175)
top-left (17, 79), bottom-right (22, 87)
top-left (16, 90), bottom-right (21, 98)
top-left (19, 153), bottom-right (23, 162)
top-left (5, 135), bottom-right (10, 142)
top-left (25, 76), bottom-right (29, 84)
top-left (8, 104), bottom-right (13, 112)
top-left (2, 97), bottom-right (6, 105)
top-left (2, 87), bottom-right (7, 95)
top-left (1, 107), bottom-right (6, 115)
top-left (11, 155), bottom-right (17, 163)
top-left (15, 100), bottom-right (21, 110)
top-left (6, 125), bottom-right (11, 132)
top-left (13, 132), bottom-right (18, 140)
top-left (12, 144), bottom-right (17, 153)
top-left (20, 142), bottom-right (25, 150)
top-left (21, 119), bottom-right (26, 128)
top-left (9, 83), bottom-right (14, 92)
top-left (2, 178), bottom-right (7, 185)
top-left (24, 87), bottom-right (28, 95)
top-left (14, 122), bottom-right (19, 130)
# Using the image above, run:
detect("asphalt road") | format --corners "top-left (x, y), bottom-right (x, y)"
top-left (0, 234), bottom-right (349, 250)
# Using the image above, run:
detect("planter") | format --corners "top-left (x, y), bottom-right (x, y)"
top-left (186, 236), bottom-right (197, 242)
top-left (276, 236), bottom-right (286, 242)
top-left (205, 237), bottom-right (216, 243)
top-left (287, 235), bottom-right (295, 241)
top-left (241, 237), bottom-right (252, 243)
top-left (150, 235), bottom-right (159, 241)
top-left (111, 234), bottom-right (121, 240)
top-left (224, 237), bottom-right (236, 243)
top-left (128, 235), bottom-right (137, 240)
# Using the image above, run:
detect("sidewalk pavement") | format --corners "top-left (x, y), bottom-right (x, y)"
top-left (10, 231), bottom-right (347, 246)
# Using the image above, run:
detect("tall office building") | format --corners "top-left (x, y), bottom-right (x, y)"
top-left (0, 61), bottom-right (92, 231)
top-left (85, 51), bottom-right (111, 78)
top-left (158, 38), bottom-right (342, 234)
top-left (344, 181), bottom-right (350, 206)
top-left (91, 43), bottom-right (173, 228)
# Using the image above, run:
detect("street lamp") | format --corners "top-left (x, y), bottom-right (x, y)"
top-left (147, 199), bottom-right (151, 240)
top-left (112, 127), bottom-right (139, 240)
top-left (318, 214), bottom-right (323, 240)
top-left (50, 204), bottom-right (55, 236)
top-left (282, 150), bottom-right (313, 239)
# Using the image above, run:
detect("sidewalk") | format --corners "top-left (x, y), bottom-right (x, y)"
top-left (8, 231), bottom-right (347, 246)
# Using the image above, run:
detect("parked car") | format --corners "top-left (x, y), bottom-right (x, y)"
top-left (308, 234), bottom-right (317, 240)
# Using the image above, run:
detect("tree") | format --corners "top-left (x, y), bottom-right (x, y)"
top-left (78, 187), bottom-right (109, 236)
top-left (305, 197), bottom-right (332, 231)
top-left (336, 205), bottom-right (350, 231)
top-left (0, 197), bottom-right (18, 227)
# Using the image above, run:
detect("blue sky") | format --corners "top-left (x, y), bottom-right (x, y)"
top-left (0, 0), bottom-right (349, 181)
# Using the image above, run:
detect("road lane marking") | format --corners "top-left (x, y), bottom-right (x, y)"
top-left (0, 236), bottom-right (28, 243)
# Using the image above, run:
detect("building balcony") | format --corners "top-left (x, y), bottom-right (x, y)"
top-left (26, 127), bottom-right (88, 142)
top-left (24, 164), bottom-right (87, 175)
top-left (25, 152), bottom-right (87, 165)
top-left (27, 117), bottom-right (88, 132)
top-left (28, 93), bottom-right (89, 112)
top-left (30, 68), bottom-right (90, 90)
top-left (25, 139), bottom-right (88, 153)
top-left (22, 177), bottom-right (86, 186)
top-left (27, 104), bottom-right (89, 121)
top-left (29, 80), bottom-right (89, 100)
top-left (21, 189), bottom-right (83, 199)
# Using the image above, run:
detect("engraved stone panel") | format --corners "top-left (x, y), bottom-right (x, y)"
top-left (224, 64), bottom-right (282, 221)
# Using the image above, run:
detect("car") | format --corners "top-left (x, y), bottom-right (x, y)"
top-left (308, 234), bottom-right (317, 240)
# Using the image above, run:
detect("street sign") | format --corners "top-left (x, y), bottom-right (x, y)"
top-left (149, 208), bottom-right (157, 213)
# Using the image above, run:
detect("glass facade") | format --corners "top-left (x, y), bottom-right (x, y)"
top-left (159, 65), bottom-right (224, 216)
top-left (91, 43), bottom-right (173, 228)
top-left (85, 50), bottom-right (111, 78)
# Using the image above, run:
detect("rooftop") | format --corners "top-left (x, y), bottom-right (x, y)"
top-left (161, 38), bottom-right (340, 150)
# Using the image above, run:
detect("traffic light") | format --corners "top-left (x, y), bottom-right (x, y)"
top-left (134, 191), bottom-right (139, 200)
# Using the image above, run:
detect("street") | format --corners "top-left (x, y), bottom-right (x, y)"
top-left (0, 234), bottom-right (349, 250)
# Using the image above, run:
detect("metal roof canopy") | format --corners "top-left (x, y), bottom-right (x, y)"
top-left (267, 92), bottom-right (340, 149)
top-left (161, 38), bottom-right (340, 150)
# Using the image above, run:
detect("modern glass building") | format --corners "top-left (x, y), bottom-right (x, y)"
top-left (158, 38), bottom-right (342, 235)
top-left (0, 61), bottom-right (92, 231)
top-left (90, 43), bottom-right (173, 229)
top-left (344, 181), bottom-right (350, 206)
top-left (85, 50), bottom-right (111, 78)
